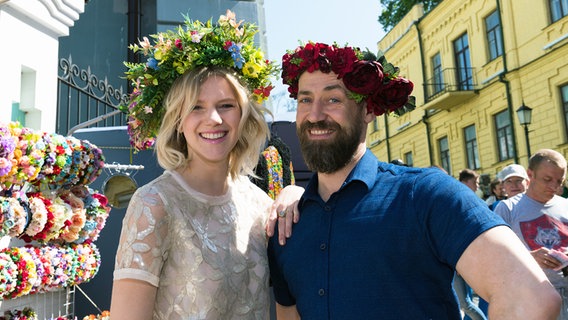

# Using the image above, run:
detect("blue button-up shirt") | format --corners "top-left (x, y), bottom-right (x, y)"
top-left (268, 150), bottom-right (505, 319)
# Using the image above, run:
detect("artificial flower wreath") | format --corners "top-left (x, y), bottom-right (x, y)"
top-left (121, 10), bottom-right (279, 151)
top-left (281, 42), bottom-right (415, 116)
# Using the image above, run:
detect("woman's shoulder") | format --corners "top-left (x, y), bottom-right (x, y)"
top-left (132, 171), bottom-right (180, 203)
top-left (232, 176), bottom-right (272, 207)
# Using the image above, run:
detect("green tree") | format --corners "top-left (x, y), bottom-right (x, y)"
top-left (378, 0), bottom-right (443, 31)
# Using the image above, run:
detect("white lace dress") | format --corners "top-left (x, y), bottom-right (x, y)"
top-left (113, 170), bottom-right (272, 319)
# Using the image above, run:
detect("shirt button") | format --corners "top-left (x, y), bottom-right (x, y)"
top-left (318, 289), bottom-right (325, 296)
top-left (324, 206), bottom-right (332, 212)
top-left (320, 243), bottom-right (326, 250)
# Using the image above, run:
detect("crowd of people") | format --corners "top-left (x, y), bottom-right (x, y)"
top-left (106, 9), bottom-right (568, 320)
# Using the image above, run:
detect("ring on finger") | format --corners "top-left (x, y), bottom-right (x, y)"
top-left (278, 210), bottom-right (287, 218)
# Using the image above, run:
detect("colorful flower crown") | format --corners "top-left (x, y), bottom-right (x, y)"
top-left (0, 243), bottom-right (101, 299)
top-left (281, 42), bottom-right (416, 116)
top-left (0, 121), bottom-right (105, 192)
top-left (120, 10), bottom-right (279, 151)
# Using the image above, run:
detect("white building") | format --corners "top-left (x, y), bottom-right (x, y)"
top-left (0, 0), bottom-right (84, 132)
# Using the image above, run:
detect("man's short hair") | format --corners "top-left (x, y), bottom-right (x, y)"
top-left (459, 168), bottom-right (479, 182)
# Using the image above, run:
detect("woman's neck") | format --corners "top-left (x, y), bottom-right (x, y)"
top-left (177, 164), bottom-right (230, 196)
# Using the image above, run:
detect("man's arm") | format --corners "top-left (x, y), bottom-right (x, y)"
top-left (457, 225), bottom-right (560, 319)
top-left (275, 303), bottom-right (301, 320)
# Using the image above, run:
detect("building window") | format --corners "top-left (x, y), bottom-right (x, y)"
top-left (432, 53), bottom-right (444, 94)
top-left (404, 151), bottom-right (413, 167)
top-left (550, 0), bottom-right (568, 23)
top-left (561, 84), bottom-right (568, 140)
top-left (438, 136), bottom-right (451, 174)
top-left (494, 110), bottom-right (515, 161)
top-left (453, 33), bottom-right (474, 90)
top-left (11, 102), bottom-right (26, 125)
top-left (485, 10), bottom-right (503, 61)
top-left (464, 125), bottom-right (480, 169)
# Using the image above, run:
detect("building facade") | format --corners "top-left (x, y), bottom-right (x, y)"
top-left (369, 0), bottom-right (568, 186)
top-left (0, 0), bottom-right (85, 132)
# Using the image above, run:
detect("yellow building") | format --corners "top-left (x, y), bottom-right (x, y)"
top-left (369, 0), bottom-right (568, 189)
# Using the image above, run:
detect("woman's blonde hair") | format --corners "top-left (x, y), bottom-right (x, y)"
top-left (155, 66), bottom-right (271, 178)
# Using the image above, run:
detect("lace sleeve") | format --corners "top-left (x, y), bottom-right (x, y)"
top-left (113, 185), bottom-right (170, 287)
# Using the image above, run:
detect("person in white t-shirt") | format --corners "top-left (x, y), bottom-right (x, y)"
top-left (495, 149), bottom-right (568, 319)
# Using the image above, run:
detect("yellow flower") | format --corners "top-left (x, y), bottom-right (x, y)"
top-left (243, 61), bottom-right (262, 78)
top-left (154, 50), bottom-right (163, 60)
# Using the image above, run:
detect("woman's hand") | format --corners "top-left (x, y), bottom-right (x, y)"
top-left (266, 185), bottom-right (304, 245)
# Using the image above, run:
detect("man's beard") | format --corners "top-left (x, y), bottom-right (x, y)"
top-left (297, 118), bottom-right (364, 174)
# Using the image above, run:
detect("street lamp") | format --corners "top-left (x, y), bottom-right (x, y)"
top-left (516, 102), bottom-right (533, 157)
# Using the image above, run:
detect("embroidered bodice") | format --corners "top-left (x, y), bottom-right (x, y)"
top-left (114, 170), bottom-right (272, 319)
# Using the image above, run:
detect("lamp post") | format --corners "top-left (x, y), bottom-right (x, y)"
top-left (516, 102), bottom-right (533, 158)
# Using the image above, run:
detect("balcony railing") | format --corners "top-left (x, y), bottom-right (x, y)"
top-left (423, 67), bottom-right (478, 110)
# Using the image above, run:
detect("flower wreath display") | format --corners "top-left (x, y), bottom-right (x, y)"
top-left (251, 135), bottom-right (295, 200)
top-left (0, 121), bottom-right (111, 303)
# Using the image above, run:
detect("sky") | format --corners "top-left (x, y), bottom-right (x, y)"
top-left (263, 0), bottom-right (387, 119)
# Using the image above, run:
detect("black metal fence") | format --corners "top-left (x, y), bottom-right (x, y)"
top-left (56, 56), bottom-right (129, 136)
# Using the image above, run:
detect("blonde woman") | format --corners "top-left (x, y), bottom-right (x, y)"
top-left (110, 11), bottom-right (302, 320)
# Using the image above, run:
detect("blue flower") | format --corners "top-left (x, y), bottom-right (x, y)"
top-left (146, 57), bottom-right (159, 70)
top-left (231, 52), bottom-right (244, 69)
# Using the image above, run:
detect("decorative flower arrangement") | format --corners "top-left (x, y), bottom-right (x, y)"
top-left (0, 122), bottom-right (105, 191)
top-left (7, 123), bottom-right (45, 187)
top-left (262, 146), bottom-right (284, 200)
top-left (0, 243), bottom-right (100, 299)
top-left (68, 243), bottom-right (100, 286)
top-left (76, 140), bottom-right (105, 186)
top-left (2, 247), bottom-right (37, 299)
top-left (23, 195), bottom-right (49, 238)
top-left (0, 189), bottom-right (110, 245)
top-left (25, 246), bottom-right (51, 294)
top-left (120, 9), bottom-right (279, 151)
top-left (251, 136), bottom-right (295, 199)
top-left (20, 192), bottom-right (55, 243)
top-left (70, 186), bottom-right (110, 244)
top-left (82, 311), bottom-right (110, 320)
top-left (58, 190), bottom-right (87, 243)
top-left (0, 307), bottom-right (38, 320)
top-left (44, 197), bottom-right (74, 243)
top-left (0, 197), bottom-right (28, 238)
top-left (0, 122), bottom-right (108, 307)
top-left (0, 252), bottom-right (18, 299)
top-left (281, 42), bottom-right (416, 116)
top-left (0, 128), bottom-right (17, 186)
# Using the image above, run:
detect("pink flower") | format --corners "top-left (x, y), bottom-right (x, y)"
top-left (190, 31), bottom-right (202, 43)
top-left (175, 39), bottom-right (183, 50)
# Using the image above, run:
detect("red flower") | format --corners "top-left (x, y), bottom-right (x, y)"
top-left (367, 77), bottom-right (414, 115)
top-left (254, 85), bottom-right (274, 98)
top-left (328, 47), bottom-right (358, 78)
top-left (93, 193), bottom-right (109, 207)
top-left (175, 39), bottom-right (183, 50)
top-left (343, 61), bottom-right (384, 96)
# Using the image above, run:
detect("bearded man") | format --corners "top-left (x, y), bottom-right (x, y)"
top-left (267, 42), bottom-right (560, 319)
